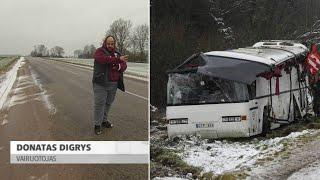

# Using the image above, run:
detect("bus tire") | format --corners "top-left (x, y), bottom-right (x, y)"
top-left (262, 106), bottom-right (270, 137)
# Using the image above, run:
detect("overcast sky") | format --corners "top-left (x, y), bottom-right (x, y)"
top-left (0, 0), bottom-right (149, 56)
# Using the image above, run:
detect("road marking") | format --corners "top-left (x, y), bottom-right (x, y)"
top-left (124, 91), bottom-right (148, 101)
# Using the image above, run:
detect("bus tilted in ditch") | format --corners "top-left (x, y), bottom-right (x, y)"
top-left (166, 40), bottom-right (311, 138)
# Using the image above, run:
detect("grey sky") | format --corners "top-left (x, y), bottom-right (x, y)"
top-left (0, 0), bottom-right (149, 56)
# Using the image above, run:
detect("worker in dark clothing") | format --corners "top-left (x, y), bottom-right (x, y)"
top-left (92, 35), bottom-right (128, 135)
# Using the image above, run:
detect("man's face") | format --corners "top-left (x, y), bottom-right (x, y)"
top-left (105, 37), bottom-right (115, 51)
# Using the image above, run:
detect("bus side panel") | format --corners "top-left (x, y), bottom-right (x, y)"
top-left (255, 64), bottom-right (310, 132)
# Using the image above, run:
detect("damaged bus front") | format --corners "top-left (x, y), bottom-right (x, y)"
top-left (166, 53), bottom-right (272, 138)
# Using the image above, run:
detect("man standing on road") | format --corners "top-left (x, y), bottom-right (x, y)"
top-left (92, 35), bottom-right (128, 135)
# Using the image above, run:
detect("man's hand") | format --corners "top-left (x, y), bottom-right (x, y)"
top-left (111, 63), bottom-right (118, 70)
top-left (120, 55), bottom-right (128, 61)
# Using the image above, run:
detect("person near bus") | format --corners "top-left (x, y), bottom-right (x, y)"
top-left (92, 35), bottom-right (128, 135)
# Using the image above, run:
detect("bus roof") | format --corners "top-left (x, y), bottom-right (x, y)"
top-left (204, 40), bottom-right (308, 66)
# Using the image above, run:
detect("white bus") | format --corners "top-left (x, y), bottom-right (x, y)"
top-left (166, 40), bottom-right (311, 138)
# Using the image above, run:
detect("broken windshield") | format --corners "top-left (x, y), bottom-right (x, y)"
top-left (167, 53), bottom-right (271, 85)
top-left (167, 73), bottom-right (249, 106)
top-left (198, 54), bottom-right (271, 84)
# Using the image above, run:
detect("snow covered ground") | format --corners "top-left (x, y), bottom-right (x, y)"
top-left (287, 160), bottom-right (320, 180)
top-left (28, 66), bottom-right (56, 114)
top-left (153, 177), bottom-right (188, 180)
top-left (165, 129), bottom-right (318, 175)
top-left (50, 58), bottom-right (148, 78)
top-left (0, 57), bottom-right (56, 114)
top-left (0, 57), bottom-right (23, 110)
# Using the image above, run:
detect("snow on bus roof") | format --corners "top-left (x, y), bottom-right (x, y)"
top-left (204, 51), bottom-right (275, 65)
top-left (204, 41), bottom-right (308, 66)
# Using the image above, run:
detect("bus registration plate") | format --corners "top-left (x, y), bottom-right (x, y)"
top-left (195, 123), bottom-right (214, 128)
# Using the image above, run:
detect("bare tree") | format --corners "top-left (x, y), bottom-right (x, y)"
top-left (134, 24), bottom-right (149, 57)
top-left (74, 49), bottom-right (83, 58)
top-left (82, 44), bottom-right (96, 58)
top-left (297, 19), bottom-right (320, 44)
top-left (50, 46), bottom-right (65, 57)
top-left (129, 33), bottom-right (139, 61)
top-left (56, 46), bottom-right (64, 57)
top-left (89, 45), bottom-right (96, 57)
top-left (38, 45), bottom-right (47, 56)
top-left (31, 44), bottom-right (48, 57)
top-left (107, 18), bottom-right (132, 53)
top-left (45, 49), bottom-right (50, 57)
top-left (50, 48), bottom-right (56, 57)
top-left (127, 24), bottom-right (149, 62)
top-left (83, 45), bottom-right (90, 57)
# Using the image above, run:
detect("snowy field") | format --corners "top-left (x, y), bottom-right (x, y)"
top-left (175, 130), bottom-right (316, 174)
top-left (151, 125), bottom-right (320, 179)
top-left (50, 58), bottom-right (148, 78)
top-left (288, 160), bottom-right (320, 180)
top-left (153, 177), bottom-right (188, 180)
top-left (0, 57), bottom-right (18, 70)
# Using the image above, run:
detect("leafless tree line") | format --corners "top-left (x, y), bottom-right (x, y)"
top-left (30, 45), bottom-right (64, 58)
top-left (30, 18), bottom-right (148, 62)
top-left (74, 18), bottom-right (148, 62)
top-left (73, 44), bottom-right (96, 59)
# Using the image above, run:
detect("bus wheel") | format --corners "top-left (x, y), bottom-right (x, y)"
top-left (262, 106), bottom-right (270, 137)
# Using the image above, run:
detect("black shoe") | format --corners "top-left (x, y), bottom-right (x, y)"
top-left (102, 121), bottom-right (113, 128)
top-left (94, 125), bottom-right (102, 135)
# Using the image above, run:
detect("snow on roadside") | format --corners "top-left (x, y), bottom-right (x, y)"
top-left (51, 58), bottom-right (149, 78)
top-left (168, 130), bottom-right (316, 175)
top-left (153, 177), bottom-right (188, 180)
top-left (29, 66), bottom-right (56, 115)
top-left (0, 57), bottom-right (56, 115)
top-left (1, 114), bottom-right (8, 125)
top-left (287, 160), bottom-right (320, 180)
top-left (0, 57), bottom-right (23, 110)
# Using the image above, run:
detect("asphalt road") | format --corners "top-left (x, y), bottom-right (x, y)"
top-left (0, 57), bottom-right (148, 179)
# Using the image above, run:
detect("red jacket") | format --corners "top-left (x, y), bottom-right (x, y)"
top-left (94, 47), bottom-right (127, 82)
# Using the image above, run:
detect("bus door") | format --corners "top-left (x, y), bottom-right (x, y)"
top-left (248, 81), bottom-right (259, 134)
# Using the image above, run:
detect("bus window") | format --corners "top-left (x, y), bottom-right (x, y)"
top-left (248, 81), bottom-right (256, 100)
top-left (167, 72), bottom-right (250, 106)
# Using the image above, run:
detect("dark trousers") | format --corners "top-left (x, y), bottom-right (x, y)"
top-left (93, 82), bottom-right (117, 126)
